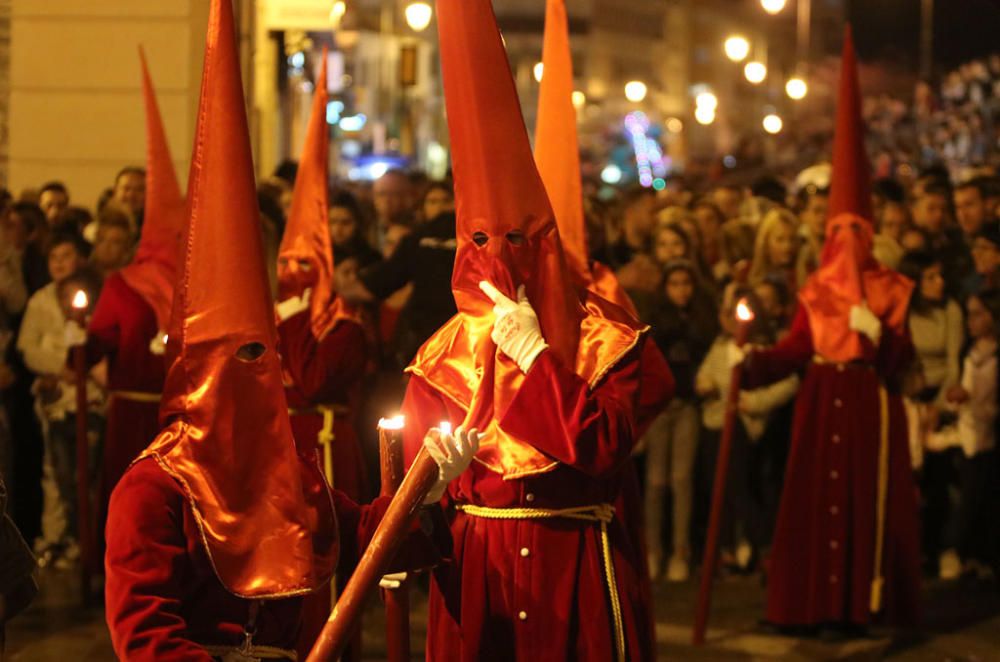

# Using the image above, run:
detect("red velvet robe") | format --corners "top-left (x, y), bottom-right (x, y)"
top-left (86, 274), bottom-right (167, 537)
top-left (743, 307), bottom-right (921, 627)
top-left (403, 345), bottom-right (657, 661)
top-left (279, 310), bottom-right (369, 501)
top-left (105, 457), bottom-right (443, 660)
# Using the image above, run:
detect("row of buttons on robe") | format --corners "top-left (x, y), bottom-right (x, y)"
top-left (829, 410), bottom-right (843, 586)
top-left (518, 492), bottom-right (536, 622)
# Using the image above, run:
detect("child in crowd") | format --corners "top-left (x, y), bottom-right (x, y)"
top-left (642, 259), bottom-right (717, 581)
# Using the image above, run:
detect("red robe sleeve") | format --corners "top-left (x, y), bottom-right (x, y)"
top-left (499, 347), bottom-right (643, 478)
top-left (742, 306), bottom-right (814, 389)
top-left (635, 339), bottom-right (674, 438)
top-left (278, 311), bottom-right (367, 401)
top-left (104, 462), bottom-right (214, 662)
top-left (86, 276), bottom-right (124, 364)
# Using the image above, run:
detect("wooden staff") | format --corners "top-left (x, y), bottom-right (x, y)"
top-left (692, 297), bottom-right (754, 645)
top-left (379, 416), bottom-right (410, 662)
top-left (70, 289), bottom-right (92, 604)
top-left (306, 443), bottom-right (440, 661)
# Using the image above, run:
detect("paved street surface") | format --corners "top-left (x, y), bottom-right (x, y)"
top-left (6, 569), bottom-right (1000, 660)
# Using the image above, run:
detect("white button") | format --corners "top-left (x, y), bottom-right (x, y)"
top-left (832, 434), bottom-right (841, 444)
top-left (520, 547), bottom-right (530, 558)
top-left (830, 470), bottom-right (839, 479)
top-left (525, 493), bottom-right (535, 503)
top-left (518, 611), bottom-right (527, 621)
top-left (830, 506), bottom-right (839, 515)
top-left (830, 540), bottom-right (839, 550)
top-left (834, 398), bottom-right (843, 408)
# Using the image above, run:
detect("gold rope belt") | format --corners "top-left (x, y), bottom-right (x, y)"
top-left (201, 643), bottom-right (297, 660)
top-left (871, 384), bottom-right (890, 613)
top-left (109, 389), bottom-right (161, 403)
top-left (454, 503), bottom-right (626, 662)
top-left (287, 404), bottom-right (349, 489)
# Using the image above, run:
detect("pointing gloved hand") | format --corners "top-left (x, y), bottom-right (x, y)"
top-left (64, 321), bottom-right (86, 348)
top-left (478, 281), bottom-right (549, 373)
top-left (849, 301), bottom-right (881, 345)
top-left (422, 425), bottom-right (479, 504)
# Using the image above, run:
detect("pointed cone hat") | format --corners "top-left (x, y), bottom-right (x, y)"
top-left (144, 0), bottom-right (337, 598)
top-left (118, 47), bottom-right (186, 331)
top-left (800, 25), bottom-right (911, 363)
top-left (408, 0), bottom-right (642, 478)
top-left (278, 48), bottom-right (360, 338)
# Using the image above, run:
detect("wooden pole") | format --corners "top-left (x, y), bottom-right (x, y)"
top-left (306, 447), bottom-right (439, 662)
top-left (379, 421), bottom-right (410, 662)
top-left (70, 291), bottom-right (92, 604)
top-left (692, 299), bottom-right (753, 645)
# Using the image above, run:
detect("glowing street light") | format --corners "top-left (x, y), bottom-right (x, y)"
top-left (760, 0), bottom-right (787, 14)
top-left (786, 77), bottom-right (808, 100)
top-left (744, 61), bottom-right (767, 84)
top-left (695, 106), bottom-right (716, 125)
top-left (404, 2), bottom-right (433, 32)
top-left (533, 61), bottom-right (544, 83)
top-left (695, 91), bottom-right (718, 111)
top-left (624, 80), bottom-right (648, 103)
top-left (571, 90), bottom-right (586, 108)
top-left (724, 35), bottom-right (750, 62)
top-left (762, 113), bottom-right (783, 134)
top-left (329, 0), bottom-right (346, 26)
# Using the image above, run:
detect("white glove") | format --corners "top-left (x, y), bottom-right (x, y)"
top-left (148, 331), bottom-right (167, 356)
top-left (849, 302), bottom-right (882, 345)
top-left (275, 288), bottom-right (311, 321)
top-left (64, 321), bottom-right (86, 348)
top-left (726, 342), bottom-right (746, 369)
top-left (422, 425), bottom-right (479, 504)
top-left (379, 571), bottom-right (408, 590)
top-left (478, 281), bottom-right (548, 373)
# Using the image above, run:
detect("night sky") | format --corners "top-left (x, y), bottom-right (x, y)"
top-left (847, 0), bottom-right (1000, 71)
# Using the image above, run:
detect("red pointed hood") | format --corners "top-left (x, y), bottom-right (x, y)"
top-left (799, 25), bottom-right (911, 363)
top-left (278, 49), bottom-right (360, 338)
top-left (407, 0), bottom-right (642, 478)
top-left (145, 0), bottom-right (337, 598)
top-left (534, 0), bottom-right (589, 288)
top-left (118, 48), bottom-right (186, 331)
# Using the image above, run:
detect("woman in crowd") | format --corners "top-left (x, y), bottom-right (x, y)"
top-left (749, 208), bottom-right (799, 293)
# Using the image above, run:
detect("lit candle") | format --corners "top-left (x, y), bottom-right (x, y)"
top-left (438, 421), bottom-right (452, 436)
top-left (378, 415), bottom-right (406, 499)
top-left (734, 297), bottom-right (755, 348)
top-left (72, 289), bottom-right (89, 310)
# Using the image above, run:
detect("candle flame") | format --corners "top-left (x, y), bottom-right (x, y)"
top-left (378, 415), bottom-right (405, 431)
top-left (735, 298), bottom-right (754, 322)
top-left (439, 421), bottom-right (452, 436)
top-left (72, 289), bottom-right (89, 310)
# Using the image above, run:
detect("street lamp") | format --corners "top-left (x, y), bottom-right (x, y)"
top-left (695, 91), bottom-right (718, 111)
top-left (785, 76), bottom-right (808, 100)
top-left (695, 106), bottom-right (716, 125)
top-left (533, 62), bottom-right (544, 83)
top-left (329, 1), bottom-right (346, 26)
top-left (744, 61), bottom-right (767, 84)
top-left (624, 80), bottom-right (648, 103)
top-left (404, 2), bottom-right (433, 32)
top-left (724, 35), bottom-right (750, 62)
top-left (762, 113), bottom-right (783, 134)
top-left (760, 0), bottom-right (787, 14)
top-left (572, 90), bottom-right (586, 108)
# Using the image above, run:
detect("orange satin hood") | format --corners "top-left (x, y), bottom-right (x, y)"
top-left (144, 0), bottom-right (337, 599)
top-left (278, 49), bottom-right (361, 339)
top-left (798, 27), bottom-right (911, 363)
top-left (118, 48), bottom-right (186, 332)
top-left (408, 0), bottom-right (643, 479)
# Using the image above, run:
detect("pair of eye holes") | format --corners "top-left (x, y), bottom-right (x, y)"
top-left (471, 230), bottom-right (526, 247)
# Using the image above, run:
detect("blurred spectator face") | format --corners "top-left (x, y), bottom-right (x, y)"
top-left (767, 222), bottom-right (796, 268)
top-left (623, 192), bottom-right (657, 245)
top-left (653, 227), bottom-right (687, 264)
top-left (919, 263), bottom-right (945, 303)
top-left (966, 295), bottom-right (995, 340)
top-left (799, 193), bottom-right (828, 239)
top-left (2, 210), bottom-right (30, 251)
top-left (972, 237), bottom-right (1000, 276)
top-left (954, 186), bottom-right (987, 238)
top-left (664, 269), bottom-right (694, 309)
top-left (328, 205), bottom-right (359, 246)
top-left (712, 187), bottom-right (743, 221)
top-left (693, 203), bottom-right (723, 245)
top-left (47, 241), bottom-right (83, 283)
top-left (754, 281), bottom-right (783, 320)
top-left (39, 188), bottom-right (69, 222)
top-left (333, 257), bottom-right (360, 293)
top-left (92, 224), bottom-right (132, 273)
top-left (879, 202), bottom-right (909, 242)
top-left (422, 186), bottom-right (455, 222)
top-left (382, 223), bottom-right (412, 259)
top-left (912, 193), bottom-right (948, 235)
top-left (113, 171), bottom-right (146, 217)
top-left (373, 172), bottom-right (413, 225)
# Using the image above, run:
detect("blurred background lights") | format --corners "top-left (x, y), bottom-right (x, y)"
top-left (694, 106), bottom-right (716, 125)
top-left (533, 61), bottom-right (544, 82)
top-left (724, 35), bottom-right (750, 62)
top-left (624, 80), bottom-right (648, 102)
top-left (762, 113), bottom-right (784, 134)
top-left (404, 2), bottom-right (433, 32)
top-left (572, 90), bottom-right (586, 108)
top-left (760, 0), bottom-right (787, 14)
top-left (695, 91), bottom-right (718, 111)
top-left (666, 117), bottom-right (684, 133)
top-left (744, 61), bottom-right (767, 84)
top-left (786, 77), bottom-right (808, 100)
top-left (601, 164), bottom-right (623, 185)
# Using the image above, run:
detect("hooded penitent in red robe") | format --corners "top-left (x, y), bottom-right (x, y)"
top-left (743, 26), bottom-right (920, 629)
top-left (401, 1), bottom-right (666, 659)
top-left (104, 4), bottom-right (440, 658)
top-left (86, 47), bottom-right (185, 546)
